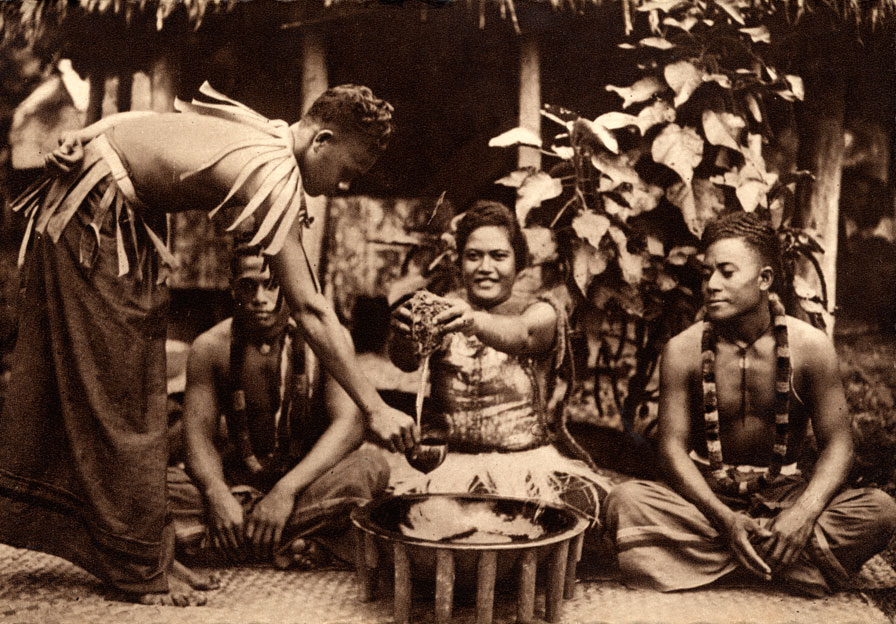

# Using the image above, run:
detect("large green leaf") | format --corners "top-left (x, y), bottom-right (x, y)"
top-left (571, 239), bottom-right (609, 296)
top-left (495, 169), bottom-right (531, 188)
top-left (489, 127), bottom-right (542, 149)
top-left (523, 226), bottom-right (558, 264)
top-left (609, 225), bottom-right (644, 284)
top-left (606, 76), bottom-right (665, 109)
top-left (515, 171), bottom-right (563, 224)
top-left (652, 123), bottom-right (703, 186)
top-left (636, 100), bottom-right (677, 134)
top-left (572, 211), bottom-right (611, 247)
top-left (702, 110), bottom-right (745, 152)
top-left (739, 25), bottom-right (770, 43)
top-left (664, 60), bottom-right (703, 107)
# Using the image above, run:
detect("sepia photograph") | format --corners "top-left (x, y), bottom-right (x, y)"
top-left (0, 0), bottom-right (894, 622)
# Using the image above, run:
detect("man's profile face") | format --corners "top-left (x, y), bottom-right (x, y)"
top-left (701, 237), bottom-right (770, 322)
top-left (301, 130), bottom-right (379, 197)
top-left (231, 254), bottom-right (281, 331)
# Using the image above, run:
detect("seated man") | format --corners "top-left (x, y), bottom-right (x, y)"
top-left (168, 241), bottom-right (389, 568)
top-left (602, 211), bottom-right (896, 596)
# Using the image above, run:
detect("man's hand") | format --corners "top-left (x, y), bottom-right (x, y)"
top-left (721, 511), bottom-right (773, 581)
top-left (206, 487), bottom-right (247, 561)
top-left (43, 132), bottom-right (84, 174)
top-left (760, 506), bottom-right (816, 572)
top-left (367, 406), bottom-right (418, 453)
top-left (245, 488), bottom-right (295, 560)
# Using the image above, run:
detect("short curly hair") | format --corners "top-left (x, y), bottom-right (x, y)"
top-left (455, 201), bottom-right (528, 274)
top-left (304, 84), bottom-right (394, 153)
top-left (702, 211), bottom-right (783, 288)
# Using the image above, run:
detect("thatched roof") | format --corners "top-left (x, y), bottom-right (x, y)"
top-left (3, 0), bottom-right (896, 42)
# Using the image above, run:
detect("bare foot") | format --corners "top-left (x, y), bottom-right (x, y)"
top-left (273, 538), bottom-right (333, 570)
top-left (171, 559), bottom-right (222, 590)
top-left (135, 575), bottom-right (208, 607)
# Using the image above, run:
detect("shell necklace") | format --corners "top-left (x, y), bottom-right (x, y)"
top-left (701, 293), bottom-right (791, 495)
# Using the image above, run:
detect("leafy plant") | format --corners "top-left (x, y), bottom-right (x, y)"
top-left (484, 0), bottom-right (829, 432)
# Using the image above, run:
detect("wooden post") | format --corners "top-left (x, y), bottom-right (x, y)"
top-left (149, 53), bottom-right (178, 113)
top-left (300, 28), bottom-right (329, 286)
top-left (564, 532), bottom-right (584, 599)
top-left (476, 550), bottom-right (497, 624)
top-left (517, 549), bottom-right (537, 624)
top-left (86, 70), bottom-right (105, 125)
top-left (544, 541), bottom-right (569, 623)
top-left (434, 549), bottom-right (455, 624)
top-left (518, 34), bottom-right (541, 170)
top-left (393, 542), bottom-right (412, 624)
top-left (116, 72), bottom-right (133, 112)
top-left (354, 530), bottom-right (378, 602)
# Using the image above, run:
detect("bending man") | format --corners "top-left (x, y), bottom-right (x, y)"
top-left (0, 82), bottom-right (415, 606)
top-left (602, 211), bottom-right (896, 596)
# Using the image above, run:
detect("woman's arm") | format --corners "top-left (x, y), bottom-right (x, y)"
top-left (435, 298), bottom-right (557, 357)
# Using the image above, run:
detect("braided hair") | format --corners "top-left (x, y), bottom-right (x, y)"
top-left (702, 211), bottom-right (783, 292)
top-left (304, 84), bottom-right (395, 153)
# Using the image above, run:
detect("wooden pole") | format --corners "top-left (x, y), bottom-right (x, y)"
top-left (516, 549), bottom-right (537, 623)
top-left (564, 532), bottom-right (584, 599)
top-left (518, 34), bottom-right (541, 171)
top-left (300, 28), bottom-right (329, 286)
top-left (393, 542), bottom-right (412, 624)
top-left (86, 70), bottom-right (105, 125)
top-left (544, 541), bottom-right (569, 623)
top-left (149, 53), bottom-right (178, 113)
top-left (354, 530), bottom-right (378, 602)
top-left (434, 549), bottom-right (455, 624)
top-left (116, 72), bottom-right (133, 112)
top-left (476, 550), bottom-right (497, 624)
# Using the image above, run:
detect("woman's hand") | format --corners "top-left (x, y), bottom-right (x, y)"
top-left (43, 132), bottom-right (84, 174)
top-left (433, 298), bottom-right (479, 336)
top-left (390, 301), bottom-right (414, 339)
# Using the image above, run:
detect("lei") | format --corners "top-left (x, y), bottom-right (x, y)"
top-left (701, 293), bottom-right (791, 495)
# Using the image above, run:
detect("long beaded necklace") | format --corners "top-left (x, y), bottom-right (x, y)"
top-left (701, 293), bottom-right (791, 495)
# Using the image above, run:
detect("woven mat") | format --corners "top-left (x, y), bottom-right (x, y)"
top-left (1, 544), bottom-right (892, 624)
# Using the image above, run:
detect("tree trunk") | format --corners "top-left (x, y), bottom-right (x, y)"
top-left (794, 36), bottom-right (849, 334)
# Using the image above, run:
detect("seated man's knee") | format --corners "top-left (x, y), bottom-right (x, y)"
top-left (863, 488), bottom-right (896, 541)
top-left (602, 480), bottom-right (659, 523)
top-left (343, 446), bottom-right (391, 496)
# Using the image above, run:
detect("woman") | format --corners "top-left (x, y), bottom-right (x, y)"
top-left (390, 201), bottom-right (620, 524)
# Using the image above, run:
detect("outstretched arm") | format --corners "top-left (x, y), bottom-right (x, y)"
top-left (434, 298), bottom-right (557, 357)
top-left (657, 334), bottom-right (773, 580)
top-left (760, 327), bottom-right (852, 571)
top-left (270, 225), bottom-right (418, 453)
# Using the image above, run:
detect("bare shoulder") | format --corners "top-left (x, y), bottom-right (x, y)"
top-left (189, 318), bottom-right (233, 372)
top-left (784, 315), bottom-right (837, 369)
top-left (662, 322), bottom-right (704, 371)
